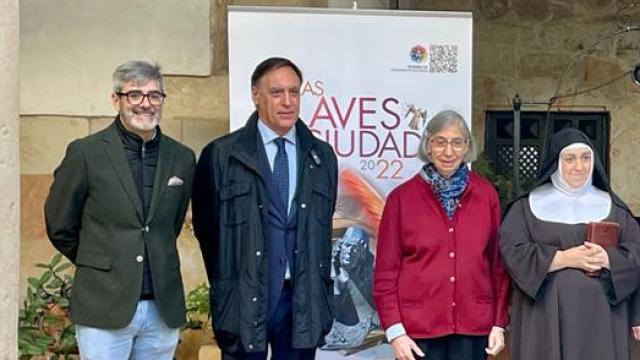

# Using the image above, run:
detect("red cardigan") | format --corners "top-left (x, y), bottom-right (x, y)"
top-left (373, 173), bottom-right (509, 339)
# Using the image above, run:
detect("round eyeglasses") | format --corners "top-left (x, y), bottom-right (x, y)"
top-left (429, 136), bottom-right (468, 153)
top-left (116, 90), bottom-right (166, 106)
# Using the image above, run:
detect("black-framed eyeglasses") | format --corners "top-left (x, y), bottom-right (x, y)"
top-left (116, 90), bottom-right (166, 106)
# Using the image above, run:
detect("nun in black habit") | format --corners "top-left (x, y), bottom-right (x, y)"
top-left (499, 128), bottom-right (640, 360)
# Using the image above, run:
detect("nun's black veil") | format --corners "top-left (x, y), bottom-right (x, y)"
top-left (504, 128), bottom-right (629, 214)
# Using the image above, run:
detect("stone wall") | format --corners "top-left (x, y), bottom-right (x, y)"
top-left (1, 0), bottom-right (20, 357)
top-left (400, 0), bottom-right (640, 210)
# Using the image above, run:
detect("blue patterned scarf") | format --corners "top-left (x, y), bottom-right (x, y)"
top-left (420, 163), bottom-right (470, 219)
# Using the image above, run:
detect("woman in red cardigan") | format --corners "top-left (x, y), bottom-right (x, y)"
top-left (373, 110), bottom-right (510, 360)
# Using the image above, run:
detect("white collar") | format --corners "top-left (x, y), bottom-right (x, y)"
top-left (257, 119), bottom-right (296, 145)
top-left (529, 183), bottom-right (611, 224)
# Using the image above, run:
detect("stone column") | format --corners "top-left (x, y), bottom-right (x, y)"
top-left (0, 0), bottom-right (20, 358)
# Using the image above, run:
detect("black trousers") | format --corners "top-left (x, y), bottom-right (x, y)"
top-left (222, 282), bottom-right (315, 360)
top-left (413, 335), bottom-right (488, 360)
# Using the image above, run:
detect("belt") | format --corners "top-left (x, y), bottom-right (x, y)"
top-left (140, 293), bottom-right (155, 300)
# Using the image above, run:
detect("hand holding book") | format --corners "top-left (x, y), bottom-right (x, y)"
top-left (584, 221), bottom-right (619, 276)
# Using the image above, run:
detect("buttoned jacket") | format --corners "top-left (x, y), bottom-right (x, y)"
top-left (373, 173), bottom-right (509, 338)
top-left (44, 120), bottom-right (195, 328)
top-left (192, 112), bottom-right (338, 352)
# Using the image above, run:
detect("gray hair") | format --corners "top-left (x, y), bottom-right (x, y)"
top-left (112, 61), bottom-right (163, 92)
top-left (417, 110), bottom-right (477, 164)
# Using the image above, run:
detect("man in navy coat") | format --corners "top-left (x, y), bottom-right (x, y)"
top-left (192, 57), bottom-right (338, 360)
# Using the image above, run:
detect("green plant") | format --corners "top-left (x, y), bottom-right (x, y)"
top-left (184, 283), bottom-right (210, 331)
top-left (175, 284), bottom-right (213, 359)
top-left (473, 152), bottom-right (513, 211)
top-left (18, 253), bottom-right (77, 359)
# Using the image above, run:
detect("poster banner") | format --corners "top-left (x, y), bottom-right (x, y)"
top-left (228, 6), bottom-right (472, 358)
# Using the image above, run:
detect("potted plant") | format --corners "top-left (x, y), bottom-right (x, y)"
top-left (184, 283), bottom-right (210, 331)
top-left (18, 253), bottom-right (77, 359)
top-left (175, 283), bottom-right (214, 359)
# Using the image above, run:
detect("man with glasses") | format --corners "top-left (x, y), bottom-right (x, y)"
top-left (44, 60), bottom-right (195, 359)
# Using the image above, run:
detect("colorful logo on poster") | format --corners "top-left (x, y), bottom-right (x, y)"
top-left (409, 45), bottom-right (427, 63)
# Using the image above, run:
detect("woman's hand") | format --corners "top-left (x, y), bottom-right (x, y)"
top-left (584, 241), bottom-right (610, 270)
top-left (632, 326), bottom-right (640, 341)
top-left (485, 326), bottom-right (505, 356)
top-left (548, 244), bottom-right (603, 272)
top-left (390, 335), bottom-right (425, 360)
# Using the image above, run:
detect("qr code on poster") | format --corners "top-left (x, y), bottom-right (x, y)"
top-left (429, 45), bottom-right (458, 73)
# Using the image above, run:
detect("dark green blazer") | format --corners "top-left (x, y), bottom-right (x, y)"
top-left (44, 120), bottom-right (195, 329)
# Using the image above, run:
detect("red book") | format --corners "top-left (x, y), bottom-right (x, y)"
top-left (586, 221), bottom-right (619, 248)
top-left (585, 221), bottom-right (619, 277)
